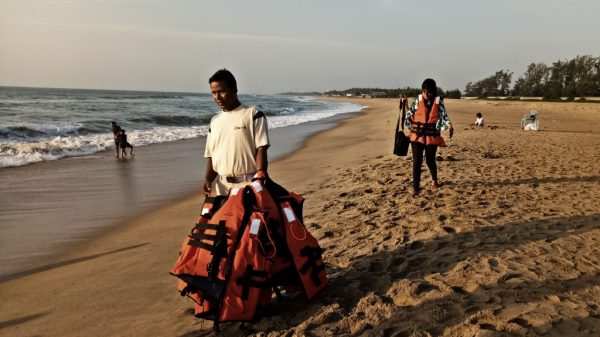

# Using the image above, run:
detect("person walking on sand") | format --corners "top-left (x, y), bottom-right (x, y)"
top-left (202, 69), bottom-right (270, 196)
top-left (405, 78), bottom-right (454, 196)
top-left (118, 129), bottom-right (134, 157)
top-left (110, 121), bottom-right (122, 158)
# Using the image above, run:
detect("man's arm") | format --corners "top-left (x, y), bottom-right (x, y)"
top-left (438, 99), bottom-right (454, 139)
top-left (255, 146), bottom-right (268, 173)
top-left (202, 157), bottom-right (218, 194)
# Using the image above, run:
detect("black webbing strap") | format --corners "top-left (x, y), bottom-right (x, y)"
top-left (235, 265), bottom-right (269, 300)
top-left (207, 221), bottom-right (228, 282)
top-left (412, 122), bottom-right (440, 137)
top-left (191, 222), bottom-right (220, 232)
top-left (188, 222), bottom-right (224, 246)
top-left (190, 232), bottom-right (218, 241)
top-left (299, 246), bottom-right (325, 286)
top-left (187, 220), bottom-right (227, 282)
top-left (253, 111), bottom-right (266, 121)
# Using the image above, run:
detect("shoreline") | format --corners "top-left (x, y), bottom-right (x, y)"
top-left (0, 106), bottom-right (364, 282)
top-left (2, 98), bottom-right (600, 336)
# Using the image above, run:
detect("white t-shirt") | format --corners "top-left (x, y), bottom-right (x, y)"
top-left (204, 105), bottom-right (270, 177)
top-left (475, 117), bottom-right (484, 126)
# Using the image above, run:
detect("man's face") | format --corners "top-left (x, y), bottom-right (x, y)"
top-left (210, 80), bottom-right (237, 111)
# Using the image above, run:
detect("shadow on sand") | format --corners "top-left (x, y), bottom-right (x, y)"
top-left (0, 243), bottom-right (150, 283)
top-left (177, 213), bottom-right (600, 336)
top-left (0, 313), bottom-right (48, 331)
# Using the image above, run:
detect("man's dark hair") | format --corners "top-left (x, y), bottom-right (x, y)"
top-left (209, 69), bottom-right (237, 91)
top-left (421, 78), bottom-right (438, 97)
top-left (476, 112), bottom-right (482, 118)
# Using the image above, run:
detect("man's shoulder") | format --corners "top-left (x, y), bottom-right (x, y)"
top-left (237, 105), bottom-right (265, 120)
top-left (240, 105), bottom-right (260, 115)
top-left (210, 112), bottom-right (224, 123)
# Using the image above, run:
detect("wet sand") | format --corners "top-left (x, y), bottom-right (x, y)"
top-left (0, 114), bottom-right (354, 281)
top-left (1, 98), bottom-right (599, 336)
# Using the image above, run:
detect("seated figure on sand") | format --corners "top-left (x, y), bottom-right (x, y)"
top-left (521, 110), bottom-right (540, 131)
top-left (474, 112), bottom-right (484, 127)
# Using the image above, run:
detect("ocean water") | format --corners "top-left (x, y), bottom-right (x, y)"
top-left (0, 86), bottom-right (364, 168)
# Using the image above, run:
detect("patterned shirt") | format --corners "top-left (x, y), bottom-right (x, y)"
top-left (404, 96), bottom-right (452, 131)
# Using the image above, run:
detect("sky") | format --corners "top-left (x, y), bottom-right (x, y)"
top-left (1, 0), bottom-right (599, 94)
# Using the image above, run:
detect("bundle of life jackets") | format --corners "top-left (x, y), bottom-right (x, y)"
top-left (170, 175), bottom-right (328, 325)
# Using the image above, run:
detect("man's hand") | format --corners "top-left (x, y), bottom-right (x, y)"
top-left (448, 125), bottom-right (454, 139)
top-left (202, 180), bottom-right (212, 194)
top-left (203, 157), bottom-right (217, 195)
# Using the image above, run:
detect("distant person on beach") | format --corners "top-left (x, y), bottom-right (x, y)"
top-left (405, 78), bottom-right (454, 196)
top-left (110, 121), bottom-right (122, 158)
top-left (118, 129), bottom-right (134, 157)
top-left (474, 112), bottom-right (484, 127)
top-left (202, 69), bottom-right (270, 196)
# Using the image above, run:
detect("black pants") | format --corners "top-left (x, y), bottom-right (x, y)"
top-left (411, 142), bottom-right (438, 191)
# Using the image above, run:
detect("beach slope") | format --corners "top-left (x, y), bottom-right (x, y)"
top-left (1, 98), bottom-right (599, 336)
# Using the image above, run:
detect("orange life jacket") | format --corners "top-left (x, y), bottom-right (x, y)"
top-left (170, 176), bottom-right (327, 325)
top-left (279, 199), bottom-right (327, 300)
top-left (408, 95), bottom-right (446, 147)
top-left (248, 178), bottom-right (327, 300)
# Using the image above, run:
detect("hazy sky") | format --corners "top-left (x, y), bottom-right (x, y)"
top-left (1, 0), bottom-right (599, 93)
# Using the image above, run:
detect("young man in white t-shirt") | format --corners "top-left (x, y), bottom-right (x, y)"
top-left (202, 69), bottom-right (270, 196)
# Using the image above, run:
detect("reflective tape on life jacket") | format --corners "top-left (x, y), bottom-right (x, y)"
top-left (409, 95), bottom-right (446, 146)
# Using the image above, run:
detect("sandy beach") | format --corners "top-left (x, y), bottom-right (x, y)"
top-left (1, 98), bottom-right (600, 336)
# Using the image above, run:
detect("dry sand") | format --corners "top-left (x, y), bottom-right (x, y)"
top-left (1, 98), bottom-right (599, 337)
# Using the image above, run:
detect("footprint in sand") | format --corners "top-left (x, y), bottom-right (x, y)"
top-left (497, 272), bottom-right (522, 284)
top-left (487, 258), bottom-right (504, 273)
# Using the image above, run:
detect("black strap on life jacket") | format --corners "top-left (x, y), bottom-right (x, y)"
top-left (187, 220), bottom-right (228, 282)
top-left (200, 195), bottom-right (228, 218)
top-left (299, 246), bottom-right (325, 286)
top-left (203, 195), bottom-right (217, 204)
top-left (411, 122), bottom-right (440, 137)
top-left (235, 265), bottom-right (269, 300)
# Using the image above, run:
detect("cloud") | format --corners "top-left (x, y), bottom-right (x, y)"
top-left (16, 19), bottom-right (382, 50)
top-left (498, 0), bottom-right (600, 10)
